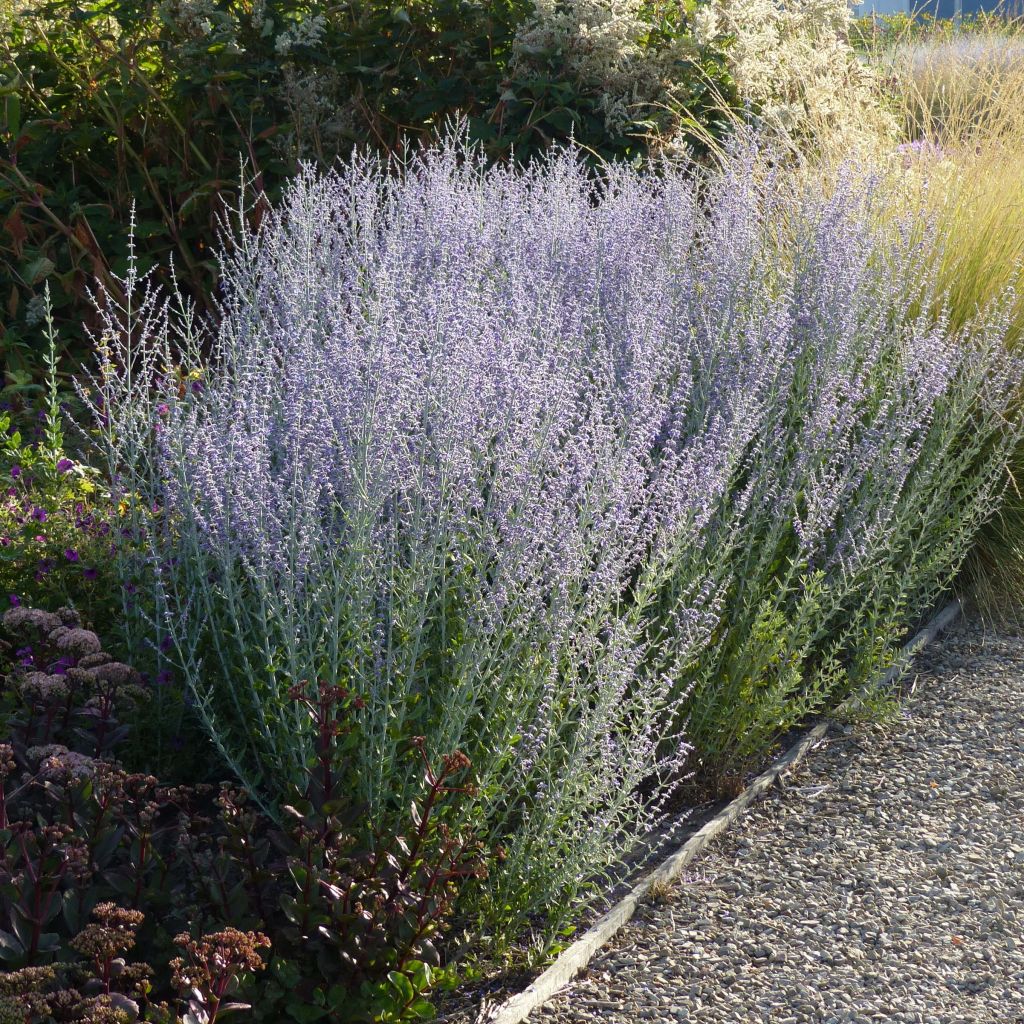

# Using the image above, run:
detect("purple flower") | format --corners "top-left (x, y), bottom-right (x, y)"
top-left (56, 458), bottom-right (74, 473)
top-left (10, 465), bottom-right (21, 479)
top-left (8, 594), bottom-right (20, 606)
top-left (156, 403), bottom-right (169, 417)
top-left (64, 548), bottom-right (79, 562)
top-left (82, 566), bottom-right (98, 581)
top-left (31, 507), bottom-right (47, 523)
top-left (81, 134), bottom-right (1024, 912)
top-left (155, 669), bottom-right (174, 687)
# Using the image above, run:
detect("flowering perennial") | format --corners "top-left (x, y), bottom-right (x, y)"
top-left (90, 136), bottom-right (1021, 946)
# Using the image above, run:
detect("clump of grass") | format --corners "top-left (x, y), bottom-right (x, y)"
top-left (879, 27), bottom-right (1024, 145)
top-left (861, 23), bottom-right (1024, 619)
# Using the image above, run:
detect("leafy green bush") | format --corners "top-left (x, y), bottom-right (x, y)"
top-left (850, 9), bottom-right (1024, 53)
top-left (0, 0), bottom-right (738, 403)
top-left (0, 297), bottom-right (120, 620)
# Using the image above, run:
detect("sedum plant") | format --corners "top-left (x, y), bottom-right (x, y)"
top-left (88, 135), bottom-right (1021, 952)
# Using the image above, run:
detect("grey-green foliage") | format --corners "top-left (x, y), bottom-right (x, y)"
top-left (86, 139), bottom-right (1021, 955)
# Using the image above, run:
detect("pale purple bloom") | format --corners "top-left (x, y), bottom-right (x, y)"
top-left (86, 134), bottom-right (1023, 946)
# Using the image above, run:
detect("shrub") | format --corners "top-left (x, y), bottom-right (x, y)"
top-left (0, 298), bottom-right (120, 619)
top-left (851, 9), bottom-right (1024, 54)
top-left (858, 25), bottom-right (1024, 616)
top-left (508, 0), bottom-right (739, 153)
top-left (925, 146), bottom-right (1024, 615)
top-left (89, 135), bottom-right (1021, 954)
top-left (692, 0), bottom-right (896, 155)
top-left (89, 145), bottom-right (717, 950)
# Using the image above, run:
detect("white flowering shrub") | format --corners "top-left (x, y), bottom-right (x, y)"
top-left (693, 0), bottom-right (895, 152)
top-left (509, 0), bottom-right (738, 149)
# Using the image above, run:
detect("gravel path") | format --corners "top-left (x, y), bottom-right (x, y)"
top-left (529, 622), bottom-right (1024, 1024)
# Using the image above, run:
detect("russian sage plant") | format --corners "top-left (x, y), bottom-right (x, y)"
top-left (88, 137), bottom-right (1021, 951)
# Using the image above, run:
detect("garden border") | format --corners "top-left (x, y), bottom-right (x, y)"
top-left (482, 599), bottom-right (963, 1024)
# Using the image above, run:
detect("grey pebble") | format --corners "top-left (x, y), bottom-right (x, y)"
top-left (524, 622), bottom-right (1024, 1024)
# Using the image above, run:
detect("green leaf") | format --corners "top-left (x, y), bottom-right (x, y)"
top-left (22, 256), bottom-right (55, 287)
top-left (0, 928), bottom-right (24, 960)
top-left (285, 1004), bottom-right (330, 1023)
top-left (3, 94), bottom-right (20, 138)
top-left (387, 971), bottom-right (415, 1005)
top-left (409, 998), bottom-right (436, 1019)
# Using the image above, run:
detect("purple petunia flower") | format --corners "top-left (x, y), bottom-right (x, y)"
top-left (10, 465), bottom-right (21, 479)
top-left (64, 548), bottom-right (79, 562)
top-left (31, 507), bottom-right (47, 523)
top-left (155, 669), bottom-right (174, 687)
top-left (82, 566), bottom-right (98, 580)
top-left (8, 594), bottom-right (20, 606)
top-left (56, 458), bottom-right (74, 473)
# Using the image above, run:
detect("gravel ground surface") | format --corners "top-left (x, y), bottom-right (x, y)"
top-left (528, 621), bottom-right (1024, 1024)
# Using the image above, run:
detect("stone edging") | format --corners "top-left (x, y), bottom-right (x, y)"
top-left (482, 599), bottom-right (963, 1024)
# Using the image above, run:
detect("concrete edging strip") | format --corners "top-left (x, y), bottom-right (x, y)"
top-left (484, 599), bottom-right (962, 1024)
